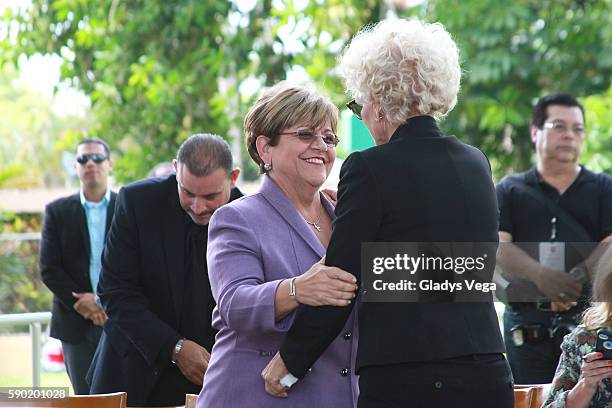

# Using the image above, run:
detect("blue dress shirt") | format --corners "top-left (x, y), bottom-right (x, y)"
top-left (80, 189), bottom-right (111, 293)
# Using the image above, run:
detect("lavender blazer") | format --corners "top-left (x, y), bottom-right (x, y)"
top-left (198, 176), bottom-right (358, 408)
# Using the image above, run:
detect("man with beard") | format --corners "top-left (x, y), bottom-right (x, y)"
top-left (88, 134), bottom-right (241, 406)
top-left (40, 138), bottom-right (116, 394)
top-left (496, 93), bottom-right (612, 384)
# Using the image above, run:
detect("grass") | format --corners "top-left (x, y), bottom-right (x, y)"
top-left (0, 372), bottom-right (72, 390)
top-left (0, 333), bottom-right (73, 394)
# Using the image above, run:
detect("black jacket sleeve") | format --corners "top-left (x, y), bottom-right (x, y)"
top-left (40, 203), bottom-right (83, 309)
top-left (98, 187), bottom-right (181, 367)
top-left (279, 152), bottom-right (383, 377)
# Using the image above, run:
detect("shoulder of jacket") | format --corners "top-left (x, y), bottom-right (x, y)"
top-left (46, 193), bottom-right (80, 211)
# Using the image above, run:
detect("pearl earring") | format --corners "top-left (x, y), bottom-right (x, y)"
top-left (263, 163), bottom-right (272, 172)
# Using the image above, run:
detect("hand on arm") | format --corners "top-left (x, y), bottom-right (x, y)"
top-left (294, 257), bottom-right (357, 306)
top-left (274, 257), bottom-right (357, 320)
top-left (261, 352), bottom-right (290, 398)
top-left (175, 339), bottom-right (211, 386)
top-left (321, 188), bottom-right (337, 206)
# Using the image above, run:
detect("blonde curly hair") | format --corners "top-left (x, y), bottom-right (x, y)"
top-left (340, 19), bottom-right (461, 125)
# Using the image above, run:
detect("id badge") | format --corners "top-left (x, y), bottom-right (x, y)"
top-left (539, 242), bottom-right (565, 271)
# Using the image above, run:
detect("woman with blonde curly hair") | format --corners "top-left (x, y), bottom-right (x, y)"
top-left (543, 246), bottom-right (612, 408)
top-left (263, 19), bottom-right (513, 407)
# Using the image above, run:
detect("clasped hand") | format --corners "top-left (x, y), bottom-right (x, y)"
top-left (72, 292), bottom-right (107, 326)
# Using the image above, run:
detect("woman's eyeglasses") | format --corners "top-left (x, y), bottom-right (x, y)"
top-left (76, 153), bottom-right (108, 164)
top-left (279, 130), bottom-right (340, 147)
top-left (346, 99), bottom-right (362, 120)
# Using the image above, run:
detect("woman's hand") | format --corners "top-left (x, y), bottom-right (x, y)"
top-left (581, 352), bottom-right (612, 390)
top-left (566, 352), bottom-right (612, 408)
top-left (321, 188), bottom-right (337, 205)
top-left (295, 257), bottom-right (357, 307)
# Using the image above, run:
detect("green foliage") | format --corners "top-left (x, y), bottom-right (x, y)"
top-left (0, 62), bottom-right (89, 188)
top-left (1, 0), bottom-right (610, 183)
top-left (427, 0), bottom-right (612, 177)
top-left (581, 87), bottom-right (612, 174)
top-left (0, 212), bottom-right (51, 315)
top-left (4, 0), bottom-right (256, 182)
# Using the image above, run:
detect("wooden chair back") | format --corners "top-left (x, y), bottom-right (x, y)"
top-left (514, 387), bottom-right (533, 408)
top-left (185, 393), bottom-right (198, 408)
top-left (514, 383), bottom-right (552, 408)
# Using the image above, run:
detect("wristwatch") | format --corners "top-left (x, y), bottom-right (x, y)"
top-left (280, 372), bottom-right (299, 388)
top-left (171, 338), bottom-right (185, 364)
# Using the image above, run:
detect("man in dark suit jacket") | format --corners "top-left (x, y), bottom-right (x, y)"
top-left (88, 134), bottom-right (242, 407)
top-left (40, 138), bottom-right (116, 394)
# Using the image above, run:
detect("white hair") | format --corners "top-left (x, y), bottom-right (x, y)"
top-left (340, 19), bottom-right (461, 125)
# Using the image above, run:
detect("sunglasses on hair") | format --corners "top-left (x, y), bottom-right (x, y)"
top-left (76, 153), bottom-right (108, 164)
top-left (346, 99), bottom-right (363, 120)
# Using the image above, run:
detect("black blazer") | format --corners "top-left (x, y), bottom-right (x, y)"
top-left (280, 116), bottom-right (505, 377)
top-left (87, 175), bottom-right (242, 406)
top-left (40, 192), bottom-right (117, 343)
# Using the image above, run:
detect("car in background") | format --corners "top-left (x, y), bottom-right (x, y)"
top-left (41, 337), bottom-right (65, 372)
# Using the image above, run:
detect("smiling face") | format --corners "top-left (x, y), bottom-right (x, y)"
top-left (257, 121), bottom-right (336, 192)
top-left (531, 105), bottom-right (585, 164)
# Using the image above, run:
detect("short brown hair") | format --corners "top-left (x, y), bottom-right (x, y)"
top-left (176, 133), bottom-right (233, 177)
top-left (244, 82), bottom-right (338, 173)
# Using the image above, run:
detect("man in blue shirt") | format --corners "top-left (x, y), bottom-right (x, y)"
top-left (40, 138), bottom-right (117, 394)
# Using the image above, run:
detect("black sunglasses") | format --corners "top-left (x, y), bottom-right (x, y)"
top-left (346, 99), bottom-right (362, 120)
top-left (76, 153), bottom-right (108, 164)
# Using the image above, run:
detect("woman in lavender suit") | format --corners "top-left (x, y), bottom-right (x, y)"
top-left (197, 82), bottom-right (359, 407)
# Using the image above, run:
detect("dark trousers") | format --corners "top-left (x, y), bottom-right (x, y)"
top-left (503, 308), bottom-right (561, 384)
top-left (357, 354), bottom-right (514, 408)
top-left (145, 363), bottom-right (201, 407)
top-left (61, 325), bottom-right (102, 394)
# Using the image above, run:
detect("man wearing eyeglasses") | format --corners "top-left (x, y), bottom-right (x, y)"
top-left (40, 138), bottom-right (117, 394)
top-left (495, 93), bottom-right (612, 384)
